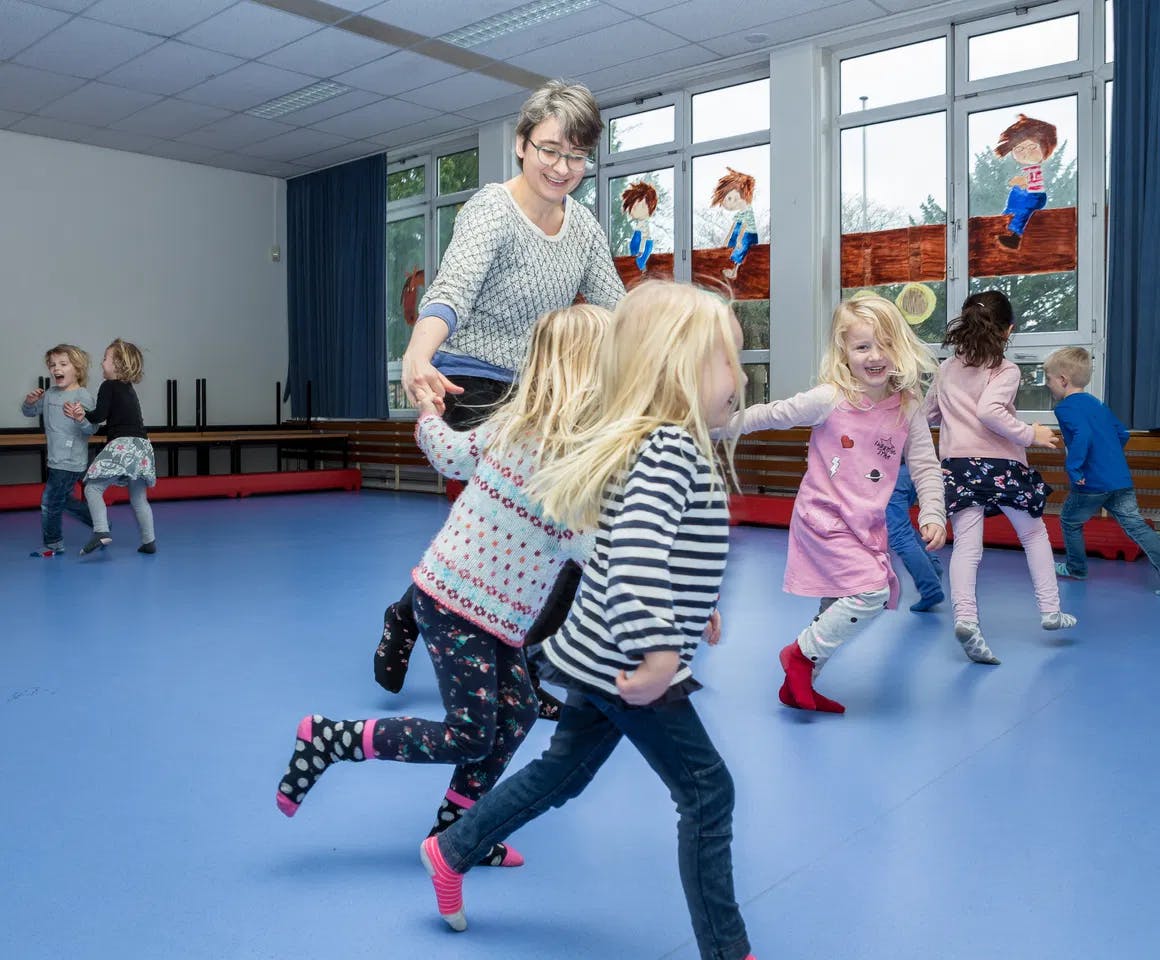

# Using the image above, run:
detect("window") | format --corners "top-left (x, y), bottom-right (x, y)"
top-left (601, 73), bottom-right (771, 405)
top-left (835, 0), bottom-right (1111, 413)
top-left (385, 142), bottom-right (479, 414)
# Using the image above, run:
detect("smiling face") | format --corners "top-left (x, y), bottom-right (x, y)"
top-left (47, 352), bottom-right (79, 390)
top-left (843, 320), bottom-right (893, 401)
top-left (514, 115), bottom-right (589, 205)
top-left (101, 348), bottom-right (117, 381)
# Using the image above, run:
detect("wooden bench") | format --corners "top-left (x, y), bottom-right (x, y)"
top-left (731, 428), bottom-right (1160, 561)
top-left (302, 419), bottom-right (442, 492)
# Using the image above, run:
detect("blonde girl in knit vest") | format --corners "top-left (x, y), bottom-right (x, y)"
top-left (732, 295), bottom-right (946, 714)
top-left (275, 304), bottom-right (611, 871)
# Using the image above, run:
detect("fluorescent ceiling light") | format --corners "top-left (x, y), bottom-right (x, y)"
top-left (247, 81), bottom-right (351, 119)
top-left (442, 0), bottom-right (597, 48)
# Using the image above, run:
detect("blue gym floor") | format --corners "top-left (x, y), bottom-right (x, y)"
top-left (2, 490), bottom-right (1156, 960)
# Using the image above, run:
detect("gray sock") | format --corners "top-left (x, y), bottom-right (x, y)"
top-left (1041, 611), bottom-right (1077, 630)
top-left (954, 620), bottom-right (1000, 665)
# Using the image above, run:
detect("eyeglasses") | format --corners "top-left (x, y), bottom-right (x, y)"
top-left (526, 139), bottom-right (593, 172)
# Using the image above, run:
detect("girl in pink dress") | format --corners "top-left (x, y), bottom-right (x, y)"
top-left (732, 295), bottom-right (946, 713)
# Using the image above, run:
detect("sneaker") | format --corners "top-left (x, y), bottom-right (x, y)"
top-left (79, 533), bottom-right (112, 556)
top-left (1054, 562), bottom-right (1086, 580)
top-left (29, 547), bottom-right (65, 558)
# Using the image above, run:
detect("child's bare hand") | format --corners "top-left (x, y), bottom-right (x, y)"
top-left (703, 609), bottom-right (722, 646)
top-left (25, 388), bottom-right (44, 405)
top-left (1031, 423), bottom-right (1058, 447)
top-left (921, 523), bottom-right (947, 552)
top-left (412, 385), bottom-right (443, 419)
top-left (63, 400), bottom-right (86, 421)
top-left (616, 650), bottom-right (680, 706)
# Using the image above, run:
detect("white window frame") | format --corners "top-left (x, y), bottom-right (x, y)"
top-left (599, 67), bottom-right (772, 381)
top-left (385, 137), bottom-right (479, 416)
top-left (830, 0), bottom-right (1112, 417)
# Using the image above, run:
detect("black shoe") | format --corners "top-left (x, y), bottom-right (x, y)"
top-left (138, 541), bottom-right (157, 554)
top-left (79, 534), bottom-right (111, 555)
top-left (997, 232), bottom-right (1021, 249)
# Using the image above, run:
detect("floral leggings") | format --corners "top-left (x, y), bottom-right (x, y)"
top-left (369, 588), bottom-right (539, 802)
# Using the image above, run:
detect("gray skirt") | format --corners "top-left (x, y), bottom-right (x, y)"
top-left (85, 436), bottom-right (157, 487)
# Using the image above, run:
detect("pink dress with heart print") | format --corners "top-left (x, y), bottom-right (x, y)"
top-left (733, 384), bottom-right (944, 606)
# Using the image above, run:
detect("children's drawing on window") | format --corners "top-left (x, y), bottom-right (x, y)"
top-left (621, 181), bottom-right (658, 274)
top-left (994, 114), bottom-right (1057, 251)
top-left (711, 168), bottom-right (758, 280)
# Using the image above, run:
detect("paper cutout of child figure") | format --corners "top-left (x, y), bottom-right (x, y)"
top-left (712, 167), bottom-right (758, 280)
top-left (621, 181), bottom-right (658, 273)
top-left (994, 114), bottom-right (1057, 251)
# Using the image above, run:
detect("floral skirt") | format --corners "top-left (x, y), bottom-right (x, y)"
top-left (942, 457), bottom-right (1050, 518)
top-left (85, 437), bottom-right (157, 487)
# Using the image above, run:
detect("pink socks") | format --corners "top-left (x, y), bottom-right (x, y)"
top-left (420, 836), bottom-right (466, 931)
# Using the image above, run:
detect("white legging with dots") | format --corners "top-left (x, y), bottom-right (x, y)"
top-left (84, 477), bottom-right (155, 545)
top-left (796, 587), bottom-right (891, 673)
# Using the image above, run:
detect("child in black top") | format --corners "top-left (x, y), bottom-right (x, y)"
top-left (65, 339), bottom-right (157, 555)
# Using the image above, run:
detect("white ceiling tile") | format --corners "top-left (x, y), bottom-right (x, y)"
top-left (293, 139), bottom-right (382, 170)
top-left (470, 3), bottom-right (632, 61)
top-left (453, 91), bottom-right (526, 123)
top-left (260, 26), bottom-right (395, 76)
top-left (371, 111), bottom-right (472, 148)
top-left (359, 0), bottom-right (529, 37)
top-left (80, 128), bottom-right (167, 153)
top-left (179, 112), bottom-right (295, 150)
top-left (212, 152), bottom-right (308, 177)
top-left (39, 80), bottom-right (162, 124)
top-left (320, 0), bottom-right (381, 9)
top-left (0, 0), bottom-right (71, 59)
top-left (701, 0), bottom-right (883, 55)
top-left (178, 2), bottom-right (321, 59)
top-left (237, 127), bottom-right (352, 161)
top-left (110, 98), bottom-right (231, 137)
top-left (82, 0), bottom-right (237, 36)
top-left (13, 16), bottom-right (163, 77)
top-left (271, 88), bottom-right (382, 125)
top-left (508, 17), bottom-right (688, 76)
top-left (645, 0), bottom-right (818, 42)
top-left (872, 0), bottom-right (947, 11)
top-left (178, 61), bottom-right (316, 111)
top-left (141, 139), bottom-right (227, 164)
top-left (335, 49), bottom-right (462, 97)
top-left (17, 0), bottom-right (94, 12)
top-left (101, 40), bottom-right (243, 96)
top-left (10, 114), bottom-right (99, 141)
top-left (0, 62), bottom-right (87, 111)
top-left (0, 108), bottom-right (28, 127)
top-left (397, 71), bottom-right (524, 111)
top-left (601, 0), bottom-right (673, 13)
top-left (311, 96), bottom-right (438, 138)
top-left (578, 42), bottom-right (718, 95)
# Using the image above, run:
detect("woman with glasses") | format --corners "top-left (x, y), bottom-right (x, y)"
top-left (377, 80), bottom-right (625, 728)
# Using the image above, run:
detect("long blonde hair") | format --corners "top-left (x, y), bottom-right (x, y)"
top-left (530, 281), bottom-right (743, 529)
top-left (105, 338), bottom-right (144, 383)
top-left (820, 295), bottom-right (936, 407)
top-left (486, 303), bottom-right (612, 468)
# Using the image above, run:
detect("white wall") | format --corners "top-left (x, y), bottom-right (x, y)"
top-left (1, 130), bottom-right (287, 432)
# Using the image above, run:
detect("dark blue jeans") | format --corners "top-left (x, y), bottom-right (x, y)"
top-left (437, 689), bottom-right (751, 960)
top-left (41, 467), bottom-right (92, 548)
top-left (886, 462), bottom-right (943, 601)
top-left (1003, 186), bottom-right (1048, 236)
top-left (1060, 487), bottom-right (1160, 578)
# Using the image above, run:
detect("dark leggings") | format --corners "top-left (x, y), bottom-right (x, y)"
top-left (371, 589), bottom-right (539, 800)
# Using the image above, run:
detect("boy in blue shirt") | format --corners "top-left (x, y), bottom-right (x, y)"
top-left (1045, 347), bottom-right (1160, 592)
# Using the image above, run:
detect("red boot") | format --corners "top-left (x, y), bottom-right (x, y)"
top-left (778, 641), bottom-right (817, 711)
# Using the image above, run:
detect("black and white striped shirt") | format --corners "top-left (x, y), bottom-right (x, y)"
top-left (541, 426), bottom-right (730, 699)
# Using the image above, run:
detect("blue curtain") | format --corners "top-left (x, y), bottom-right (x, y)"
top-left (286, 154), bottom-right (387, 419)
top-left (1106, 0), bottom-right (1160, 429)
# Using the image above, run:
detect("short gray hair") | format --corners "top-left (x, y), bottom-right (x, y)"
top-left (514, 80), bottom-right (601, 166)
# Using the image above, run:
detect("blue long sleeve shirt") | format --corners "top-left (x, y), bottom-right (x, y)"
top-left (1054, 392), bottom-right (1133, 493)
